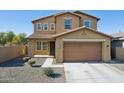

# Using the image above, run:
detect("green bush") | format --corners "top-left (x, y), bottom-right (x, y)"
top-left (44, 67), bottom-right (54, 77)
top-left (28, 60), bottom-right (36, 66)
top-left (22, 57), bottom-right (31, 62)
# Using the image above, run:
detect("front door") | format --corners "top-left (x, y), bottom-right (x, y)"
top-left (50, 42), bottom-right (55, 56)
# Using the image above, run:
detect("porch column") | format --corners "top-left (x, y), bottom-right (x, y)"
top-left (102, 41), bottom-right (111, 62)
top-left (28, 40), bottom-right (35, 57)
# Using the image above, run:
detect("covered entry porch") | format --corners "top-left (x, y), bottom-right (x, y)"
top-left (28, 39), bottom-right (55, 57)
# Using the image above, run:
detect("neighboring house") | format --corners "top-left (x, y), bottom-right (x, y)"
top-left (27, 11), bottom-right (112, 63)
top-left (111, 32), bottom-right (124, 59)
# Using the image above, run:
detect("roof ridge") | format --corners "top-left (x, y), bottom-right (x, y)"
top-left (74, 11), bottom-right (100, 20)
top-left (32, 11), bottom-right (99, 23)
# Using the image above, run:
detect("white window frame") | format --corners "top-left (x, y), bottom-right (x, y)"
top-left (50, 23), bottom-right (55, 31)
top-left (37, 22), bottom-right (42, 31)
top-left (42, 42), bottom-right (48, 50)
top-left (43, 23), bottom-right (48, 31)
top-left (83, 20), bottom-right (91, 28)
top-left (36, 41), bottom-right (48, 50)
top-left (64, 18), bottom-right (71, 30)
top-left (36, 41), bottom-right (42, 50)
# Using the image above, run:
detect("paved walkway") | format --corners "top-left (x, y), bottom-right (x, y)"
top-left (42, 58), bottom-right (63, 68)
top-left (34, 55), bottom-right (54, 58)
top-left (42, 58), bottom-right (53, 67)
top-left (64, 63), bottom-right (124, 83)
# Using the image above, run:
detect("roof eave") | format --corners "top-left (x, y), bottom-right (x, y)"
top-left (54, 27), bottom-right (113, 39)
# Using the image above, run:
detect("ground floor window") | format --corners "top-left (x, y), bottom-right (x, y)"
top-left (36, 41), bottom-right (48, 50)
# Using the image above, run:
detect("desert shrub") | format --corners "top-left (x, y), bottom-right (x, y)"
top-left (44, 67), bottom-right (54, 77)
top-left (22, 57), bottom-right (31, 62)
top-left (28, 60), bottom-right (36, 66)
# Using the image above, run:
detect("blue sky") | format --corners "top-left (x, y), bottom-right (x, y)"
top-left (0, 10), bottom-right (124, 36)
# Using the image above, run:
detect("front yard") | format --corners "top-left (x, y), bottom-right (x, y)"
top-left (0, 67), bottom-right (66, 83)
top-left (0, 57), bottom-right (66, 83)
top-left (1, 57), bottom-right (124, 83)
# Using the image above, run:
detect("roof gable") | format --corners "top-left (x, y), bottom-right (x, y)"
top-left (32, 11), bottom-right (100, 23)
top-left (54, 27), bottom-right (112, 39)
top-left (32, 12), bottom-right (81, 23)
top-left (54, 12), bottom-right (81, 18)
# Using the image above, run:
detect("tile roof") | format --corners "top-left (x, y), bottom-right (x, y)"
top-left (111, 32), bottom-right (124, 38)
top-left (28, 27), bottom-right (112, 40)
top-left (32, 11), bottom-right (100, 23)
top-left (53, 27), bottom-right (112, 39)
top-left (74, 11), bottom-right (100, 21)
top-left (27, 33), bottom-right (54, 39)
top-left (32, 12), bottom-right (82, 23)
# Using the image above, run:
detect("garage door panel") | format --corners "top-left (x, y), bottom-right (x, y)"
top-left (63, 42), bottom-right (102, 62)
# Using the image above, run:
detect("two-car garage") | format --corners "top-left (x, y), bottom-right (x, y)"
top-left (55, 27), bottom-right (112, 63)
top-left (63, 42), bottom-right (102, 62)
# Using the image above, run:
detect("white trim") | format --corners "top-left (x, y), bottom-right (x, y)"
top-left (36, 41), bottom-right (49, 50)
top-left (43, 23), bottom-right (48, 31)
top-left (50, 23), bottom-right (55, 31)
top-left (64, 18), bottom-right (71, 30)
top-left (36, 41), bottom-right (42, 50)
top-left (37, 22), bottom-right (42, 31)
top-left (83, 20), bottom-right (91, 28)
top-left (62, 39), bottom-right (106, 42)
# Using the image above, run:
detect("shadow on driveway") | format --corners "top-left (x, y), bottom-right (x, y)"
top-left (0, 58), bottom-right (25, 67)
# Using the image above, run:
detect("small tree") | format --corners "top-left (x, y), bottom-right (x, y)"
top-left (6, 31), bottom-right (15, 43)
top-left (0, 32), bottom-right (7, 46)
top-left (18, 33), bottom-right (27, 44)
top-left (12, 36), bottom-right (20, 44)
top-left (0, 31), bottom-right (27, 46)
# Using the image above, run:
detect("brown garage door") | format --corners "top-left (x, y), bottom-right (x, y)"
top-left (63, 42), bottom-right (102, 62)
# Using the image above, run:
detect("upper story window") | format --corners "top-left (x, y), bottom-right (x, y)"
top-left (64, 18), bottom-right (71, 30)
top-left (43, 23), bottom-right (48, 31)
top-left (83, 20), bottom-right (91, 28)
top-left (37, 22), bottom-right (42, 31)
top-left (50, 23), bottom-right (55, 31)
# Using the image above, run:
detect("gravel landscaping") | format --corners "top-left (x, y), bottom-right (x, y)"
top-left (0, 57), bottom-right (66, 83)
top-left (0, 67), bottom-right (66, 83)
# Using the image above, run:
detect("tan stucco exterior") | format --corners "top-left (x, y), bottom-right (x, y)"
top-left (55, 29), bottom-right (111, 63)
top-left (28, 40), bottom-right (51, 57)
top-left (55, 14), bottom-right (80, 34)
top-left (33, 16), bottom-right (55, 34)
top-left (33, 12), bottom-right (98, 35)
top-left (74, 12), bottom-right (98, 30)
top-left (28, 11), bottom-right (111, 63)
top-left (116, 47), bottom-right (124, 60)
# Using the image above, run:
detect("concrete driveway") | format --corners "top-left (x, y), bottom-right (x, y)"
top-left (64, 63), bottom-right (124, 83)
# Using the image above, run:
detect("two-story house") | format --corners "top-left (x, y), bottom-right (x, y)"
top-left (27, 11), bottom-right (112, 63)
